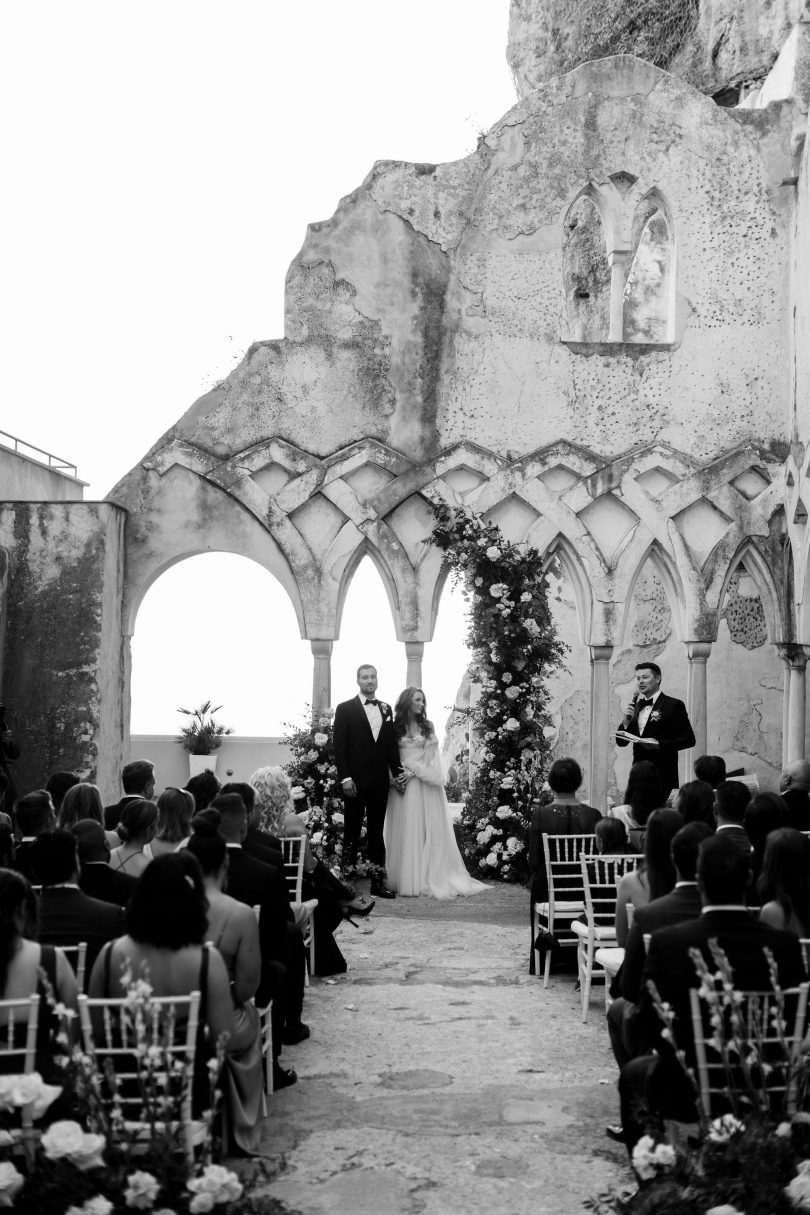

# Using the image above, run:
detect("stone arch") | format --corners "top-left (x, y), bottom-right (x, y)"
top-left (623, 189), bottom-right (676, 343)
top-left (541, 535), bottom-right (592, 644)
top-left (618, 542), bottom-right (686, 645)
top-left (334, 538), bottom-right (402, 639)
top-left (713, 539), bottom-right (784, 645)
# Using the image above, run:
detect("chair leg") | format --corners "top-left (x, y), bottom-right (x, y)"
top-left (581, 939), bottom-right (595, 1023)
top-left (542, 911), bottom-right (553, 989)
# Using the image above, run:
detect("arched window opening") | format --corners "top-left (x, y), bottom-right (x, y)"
top-left (561, 194), bottom-right (610, 342)
top-left (623, 195), bottom-right (674, 343)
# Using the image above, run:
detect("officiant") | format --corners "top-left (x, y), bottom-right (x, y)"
top-left (615, 662), bottom-right (695, 803)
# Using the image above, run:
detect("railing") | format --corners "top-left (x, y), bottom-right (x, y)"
top-left (0, 428), bottom-right (78, 478)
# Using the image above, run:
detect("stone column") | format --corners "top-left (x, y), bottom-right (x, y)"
top-left (779, 644), bottom-right (809, 764)
top-left (405, 641), bottom-right (424, 689)
top-left (589, 645), bottom-right (614, 813)
top-left (608, 250), bottom-right (630, 341)
top-left (685, 641), bottom-right (712, 781)
top-left (310, 640), bottom-right (333, 712)
top-left (777, 645), bottom-right (792, 769)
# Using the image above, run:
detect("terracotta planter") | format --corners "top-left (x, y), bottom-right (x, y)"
top-left (188, 753), bottom-right (217, 778)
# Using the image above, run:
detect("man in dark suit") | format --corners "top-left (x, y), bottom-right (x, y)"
top-left (12, 790), bottom-right (56, 882)
top-left (607, 821), bottom-right (711, 1072)
top-left (213, 793), bottom-right (308, 1056)
top-left (780, 759), bottom-right (810, 831)
top-left (104, 759), bottom-right (155, 832)
top-left (714, 779), bottom-right (751, 852)
top-left (617, 835), bottom-right (804, 1152)
top-left (616, 661), bottom-right (695, 801)
top-left (32, 830), bottom-right (125, 979)
top-left (220, 782), bottom-right (285, 868)
top-left (70, 819), bottom-right (137, 907)
top-left (333, 663), bottom-right (405, 897)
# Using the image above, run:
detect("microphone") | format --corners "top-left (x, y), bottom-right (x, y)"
top-left (624, 690), bottom-right (639, 724)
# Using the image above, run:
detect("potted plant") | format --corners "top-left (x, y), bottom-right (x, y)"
top-left (176, 701), bottom-right (232, 777)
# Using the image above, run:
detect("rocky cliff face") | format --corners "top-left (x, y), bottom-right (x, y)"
top-left (507, 0), bottom-right (806, 100)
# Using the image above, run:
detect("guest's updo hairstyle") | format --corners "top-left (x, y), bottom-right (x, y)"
top-left (126, 853), bottom-right (207, 949)
top-left (116, 798), bottom-right (158, 844)
top-left (0, 869), bottom-right (34, 991)
top-left (185, 809), bottom-right (227, 877)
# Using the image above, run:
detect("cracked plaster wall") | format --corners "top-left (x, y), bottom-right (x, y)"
top-left (0, 503), bottom-right (127, 800)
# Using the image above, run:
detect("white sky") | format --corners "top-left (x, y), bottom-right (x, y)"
top-left (1, 1), bottom-right (518, 743)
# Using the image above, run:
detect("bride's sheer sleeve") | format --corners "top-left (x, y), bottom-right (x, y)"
top-left (405, 736), bottom-right (445, 786)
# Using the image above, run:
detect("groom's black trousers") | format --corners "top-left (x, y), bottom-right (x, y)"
top-left (343, 780), bottom-right (389, 870)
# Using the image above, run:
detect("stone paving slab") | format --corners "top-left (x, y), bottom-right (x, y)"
top-left (250, 886), bottom-right (630, 1215)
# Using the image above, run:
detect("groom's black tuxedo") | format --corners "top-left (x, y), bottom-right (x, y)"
top-left (616, 691), bottom-right (695, 798)
top-left (333, 694), bottom-right (403, 871)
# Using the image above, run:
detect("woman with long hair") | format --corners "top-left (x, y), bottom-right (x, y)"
top-left (108, 799), bottom-right (158, 877)
top-left (745, 793), bottom-right (790, 888)
top-left (758, 828), bottom-right (810, 936)
top-left (145, 786), bottom-right (196, 859)
top-left (385, 687), bottom-right (489, 898)
top-left (185, 811), bottom-right (265, 1153)
top-left (614, 807), bottom-right (683, 946)
top-left (58, 782), bottom-right (119, 849)
top-left (250, 765), bottom-right (371, 975)
top-left (608, 761), bottom-right (665, 853)
top-left (0, 868), bottom-right (78, 1081)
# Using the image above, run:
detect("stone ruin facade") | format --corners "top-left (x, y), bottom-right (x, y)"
top-left (2, 4), bottom-right (810, 807)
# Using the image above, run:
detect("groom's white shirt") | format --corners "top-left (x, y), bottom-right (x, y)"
top-left (359, 694), bottom-right (382, 741)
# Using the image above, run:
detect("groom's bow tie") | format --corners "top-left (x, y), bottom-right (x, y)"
top-left (638, 697), bottom-right (654, 708)
top-left (364, 698), bottom-right (379, 707)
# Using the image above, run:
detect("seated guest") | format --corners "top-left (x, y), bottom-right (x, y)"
top-left (617, 835), bottom-right (804, 1154)
top-left (185, 769), bottom-right (220, 812)
top-left (104, 759), bottom-right (155, 832)
top-left (221, 781), bottom-right (282, 857)
top-left (745, 792), bottom-right (790, 888)
top-left (209, 792), bottom-right (308, 1047)
top-left (145, 786), bottom-right (195, 859)
top-left (31, 829), bottom-right (125, 976)
top-left (88, 853), bottom-right (234, 1114)
top-left (607, 821), bottom-right (711, 1077)
top-left (779, 759), bottom-right (810, 832)
top-left (694, 754), bottom-right (726, 789)
top-left (0, 869), bottom-right (78, 1084)
top-left (0, 823), bottom-right (14, 869)
top-left (109, 799), bottom-right (158, 877)
top-left (70, 819), bottom-right (137, 907)
top-left (758, 827), bottom-right (810, 936)
top-left (614, 808), bottom-right (683, 947)
top-left (186, 811), bottom-right (290, 1126)
top-left (45, 771), bottom-right (81, 816)
top-left (528, 757), bottom-right (601, 904)
top-left (607, 761), bottom-right (663, 854)
top-left (673, 779), bottom-right (716, 829)
top-left (714, 780), bottom-right (752, 852)
top-left (12, 790), bottom-right (56, 881)
top-left (595, 818), bottom-right (628, 854)
top-left (58, 782), bottom-right (119, 849)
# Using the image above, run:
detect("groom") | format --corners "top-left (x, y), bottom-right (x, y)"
top-left (333, 663), bottom-right (405, 898)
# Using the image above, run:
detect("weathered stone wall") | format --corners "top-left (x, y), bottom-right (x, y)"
top-left (0, 503), bottom-right (126, 799)
top-left (0, 447), bottom-right (85, 502)
top-left (507, 0), bottom-right (806, 99)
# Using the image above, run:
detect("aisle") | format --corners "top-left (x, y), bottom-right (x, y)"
top-left (252, 885), bottom-right (629, 1215)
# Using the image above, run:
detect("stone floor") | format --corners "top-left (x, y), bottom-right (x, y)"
top-left (248, 884), bottom-right (630, 1215)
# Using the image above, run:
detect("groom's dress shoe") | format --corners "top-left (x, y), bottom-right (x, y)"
top-left (370, 880), bottom-right (395, 899)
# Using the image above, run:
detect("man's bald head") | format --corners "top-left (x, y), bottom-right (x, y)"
top-left (781, 759), bottom-right (810, 793)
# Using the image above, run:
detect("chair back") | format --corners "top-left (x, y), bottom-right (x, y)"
top-left (543, 834), bottom-right (598, 913)
top-left (580, 853), bottom-right (640, 935)
top-left (279, 836), bottom-right (305, 902)
top-left (60, 941), bottom-right (88, 993)
top-left (0, 993), bottom-right (40, 1074)
top-left (689, 982), bottom-right (810, 1120)
top-left (801, 938), bottom-right (810, 973)
top-left (77, 990), bottom-right (201, 1162)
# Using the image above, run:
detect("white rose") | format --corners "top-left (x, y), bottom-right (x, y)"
top-left (501, 672), bottom-right (513, 684)
top-left (489, 584), bottom-right (506, 598)
top-left (485, 851), bottom-right (498, 867)
top-left (652, 1142), bottom-right (675, 1169)
top-left (520, 591), bottom-right (531, 602)
top-left (290, 785), bottom-right (306, 800)
top-left (706, 1207), bottom-right (746, 1215)
top-left (0, 1162), bottom-right (24, 1207)
top-left (125, 1170), bottom-right (161, 1209)
top-left (524, 618), bottom-right (541, 637)
top-left (486, 546), bottom-right (501, 560)
top-left (332, 812), bottom-right (344, 825)
top-left (504, 686), bottom-right (520, 700)
top-left (188, 1197), bottom-right (215, 1215)
top-left (707, 1113), bottom-right (744, 1143)
top-left (41, 1120), bottom-right (106, 1170)
top-left (495, 807), bottom-right (511, 819)
top-left (310, 831), bottom-right (324, 845)
top-left (474, 576), bottom-right (483, 586)
top-left (83, 1201), bottom-right (114, 1215)
top-left (504, 718), bottom-right (520, 731)
top-left (630, 1134), bottom-right (658, 1181)
top-left (787, 1162), bottom-right (810, 1211)
top-left (313, 733), bottom-right (329, 747)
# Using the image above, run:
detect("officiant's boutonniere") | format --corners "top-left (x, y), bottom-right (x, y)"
top-left (649, 710), bottom-right (661, 723)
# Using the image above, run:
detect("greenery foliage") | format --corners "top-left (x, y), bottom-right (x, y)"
top-left (430, 501), bottom-right (565, 883)
top-left (176, 701), bottom-right (233, 755)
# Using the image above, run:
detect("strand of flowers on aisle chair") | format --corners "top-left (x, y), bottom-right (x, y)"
top-left (571, 853), bottom-right (639, 1022)
top-left (278, 836), bottom-right (318, 983)
top-left (532, 834), bottom-right (599, 984)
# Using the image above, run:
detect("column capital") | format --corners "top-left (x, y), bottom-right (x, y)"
top-left (685, 641), bottom-right (712, 662)
top-left (310, 639), bottom-right (333, 659)
top-left (589, 644), bottom-right (614, 663)
top-left (404, 641), bottom-right (425, 658)
top-left (777, 642), bottom-right (810, 669)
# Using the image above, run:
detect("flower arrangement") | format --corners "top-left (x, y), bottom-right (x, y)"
top-left (589, 943), bottom-right (810, 1214)
top-left (176, 702), bottom-right (233, 756)
top-left (282, 707), bottom-right (360, 870)
top-left (430, 501), bottom-right (565, 882)
top-left (0, 966), bottom-right (278, 1214)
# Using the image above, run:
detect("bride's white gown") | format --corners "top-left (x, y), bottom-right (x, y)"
top-left (384, 733), bottom-right (489, 899)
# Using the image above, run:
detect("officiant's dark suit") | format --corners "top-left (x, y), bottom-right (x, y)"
top-left (333, 665), bottom-right (403, 883)
top-left (616, 662), bottom-right (695, 800)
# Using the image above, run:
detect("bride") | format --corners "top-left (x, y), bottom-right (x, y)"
top-left (384, 687), bottom-right (489, 899)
